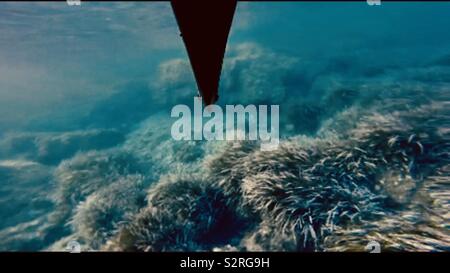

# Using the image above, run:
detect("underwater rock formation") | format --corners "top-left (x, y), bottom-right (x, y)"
top-left (0, 160), bottom-right (53, 250)
top-left (0, 129), bottom-right (124, 165)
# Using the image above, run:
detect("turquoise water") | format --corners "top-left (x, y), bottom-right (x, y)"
top-left (0, 2), bottom-right (448, 251)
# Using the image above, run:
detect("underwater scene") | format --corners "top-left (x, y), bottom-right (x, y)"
top-left (0, 2), bottom-right (449, 252)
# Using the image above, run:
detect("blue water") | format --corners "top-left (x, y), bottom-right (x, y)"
top-left (0, 2), bottom-right (449, 251)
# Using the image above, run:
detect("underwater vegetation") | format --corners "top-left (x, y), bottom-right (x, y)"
top-left (0, 41), bottom-right (449, 252)
top-left (102, 90), bottom-right (449, 252)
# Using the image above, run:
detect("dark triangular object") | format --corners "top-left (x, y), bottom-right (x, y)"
top-left (171, 0), bottom-right (237, 105)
